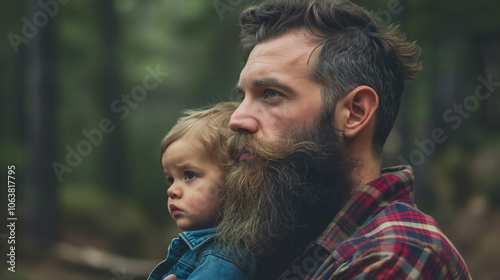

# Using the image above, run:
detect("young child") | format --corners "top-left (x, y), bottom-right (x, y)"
top-left (147, 102), bottom-right (257, 280)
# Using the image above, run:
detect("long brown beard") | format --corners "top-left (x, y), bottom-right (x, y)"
top-left (217, 115), bottom-right (354, 261)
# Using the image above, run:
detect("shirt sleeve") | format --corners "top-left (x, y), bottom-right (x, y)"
top-left (187, 254), bottom-right (250, 280)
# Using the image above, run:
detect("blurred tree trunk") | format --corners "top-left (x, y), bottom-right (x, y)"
top-left (100, 0), bottom-right (129, 194)
top-left (13, 38), bottom-right (27, 143)
top-left (27, 1), bottom-right (59, 247)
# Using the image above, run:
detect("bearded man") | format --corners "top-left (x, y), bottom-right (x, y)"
top-left (218, 0), bottom-right (471, 279)
top-left (165, 0), bottom-right (471, 279)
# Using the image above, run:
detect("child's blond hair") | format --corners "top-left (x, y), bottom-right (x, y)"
top-left (160, 102), bottom-right (238, 165)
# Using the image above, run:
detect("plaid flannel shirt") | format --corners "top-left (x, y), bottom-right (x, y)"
top-left (279, 165), bottom-right (471, 280)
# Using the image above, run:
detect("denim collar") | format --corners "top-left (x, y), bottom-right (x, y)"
top-left (179, 227), bottom-right (217, 251)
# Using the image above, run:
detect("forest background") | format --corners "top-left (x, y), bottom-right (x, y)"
top-left (1, 0), bottom-right (499, 279)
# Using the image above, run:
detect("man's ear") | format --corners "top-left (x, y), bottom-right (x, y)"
top-left (335, 86), bottom-right (379, 139)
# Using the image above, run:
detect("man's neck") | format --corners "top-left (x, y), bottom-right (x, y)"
top-left (350, 151), bottom-right (381, 194)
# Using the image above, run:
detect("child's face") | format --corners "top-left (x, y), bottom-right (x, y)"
top-left (162, 137), bottom-right (224, 231)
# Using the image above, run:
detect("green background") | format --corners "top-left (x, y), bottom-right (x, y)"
top-left (1, 0), bottom-right (499, 279)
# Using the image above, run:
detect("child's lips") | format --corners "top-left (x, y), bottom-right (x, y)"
top-left (169, 204), bottom-right (183, 216)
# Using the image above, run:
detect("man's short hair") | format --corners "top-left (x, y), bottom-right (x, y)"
top-left (238, 0), bottom-right (422, 155)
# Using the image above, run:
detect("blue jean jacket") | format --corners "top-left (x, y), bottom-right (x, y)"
top-left (147, 227), bottom-right (257, 280)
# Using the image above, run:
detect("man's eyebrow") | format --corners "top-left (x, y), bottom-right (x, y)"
top-left (237, 78), bottom-right (296, 95)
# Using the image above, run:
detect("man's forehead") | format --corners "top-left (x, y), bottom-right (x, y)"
top-left (238, 31), bottom-right (321, 87)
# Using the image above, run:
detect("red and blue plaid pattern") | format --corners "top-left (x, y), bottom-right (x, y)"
top-left (279, 166), bottom-right (471, 279)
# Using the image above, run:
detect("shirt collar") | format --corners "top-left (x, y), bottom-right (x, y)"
top-left (316, 165), bottom-right (415, 252)
top-left (179, 227), bottom-right (217, 251)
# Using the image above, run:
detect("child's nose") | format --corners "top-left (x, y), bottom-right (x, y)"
top-left (167, 183), bottom-right (182, 199)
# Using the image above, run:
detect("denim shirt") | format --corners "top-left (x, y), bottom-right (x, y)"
top-left (148, 227), bottom-right (257, 280)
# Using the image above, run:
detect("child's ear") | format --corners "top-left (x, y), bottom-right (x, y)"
top-left (335, 86), bottom-right (379, 139)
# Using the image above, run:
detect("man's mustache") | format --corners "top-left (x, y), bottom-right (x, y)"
top-left (224, 132), bottom-right (321, 165)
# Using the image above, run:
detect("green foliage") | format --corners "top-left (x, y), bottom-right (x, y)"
top-left (1, 0), bottom-right (499, 278)
top-left (60, 183), bottom-right (169, 256)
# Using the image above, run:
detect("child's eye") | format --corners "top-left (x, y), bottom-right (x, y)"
top-left (167, 177), bottom-right (174, 184)
top-left (184, 171), bottom-right (197, 181)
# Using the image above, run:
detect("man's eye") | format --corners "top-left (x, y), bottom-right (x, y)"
top-left (184, 171), bottom-right (197, 180)
top-left (265, 89), bottom-right (280, 98)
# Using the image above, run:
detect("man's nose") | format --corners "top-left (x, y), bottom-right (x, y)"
top-left (229, 100), bottom-right (258, 134)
